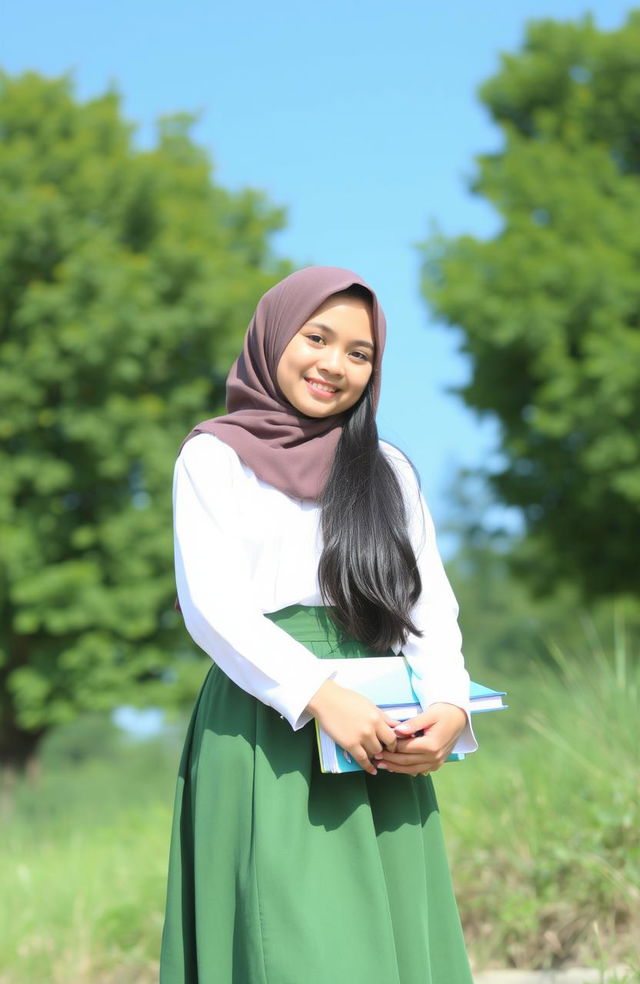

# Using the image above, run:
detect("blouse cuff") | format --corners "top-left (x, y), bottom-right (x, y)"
top-left (425, 702), bottom-right (478, 755)
top-left (270, 664), bottom-right (339, 731)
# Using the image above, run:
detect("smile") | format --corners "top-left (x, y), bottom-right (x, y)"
top-left (305, 378), bottom-right (340, 397)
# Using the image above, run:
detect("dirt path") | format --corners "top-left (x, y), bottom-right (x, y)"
top-left (474, 968), bottom-right (632, 984)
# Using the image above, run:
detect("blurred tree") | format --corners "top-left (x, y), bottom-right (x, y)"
top-left (421, 12), bottom-right (640, 599)
top-left (0, 71), bottom-right (291, 770)
top-left (441, 469), bottom-right (640, 677)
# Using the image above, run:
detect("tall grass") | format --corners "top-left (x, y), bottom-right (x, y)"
top-left (0, 729), bottom-right (179, 984)
top-left (436, 614), bottom-right (640, 972)
top-left (0, 625), bottom-right (638, 981)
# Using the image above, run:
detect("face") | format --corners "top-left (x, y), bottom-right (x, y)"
top-left (276, 293), bottom-right (375, 418)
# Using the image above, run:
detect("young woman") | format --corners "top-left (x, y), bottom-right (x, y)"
top-left (160, 265), bottom-right (477, 984)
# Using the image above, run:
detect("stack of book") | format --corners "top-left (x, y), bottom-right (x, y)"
top-left (316, 656), bottom-right (506, 774)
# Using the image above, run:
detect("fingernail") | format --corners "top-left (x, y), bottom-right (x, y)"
top-left (377, 762), bottom-right (388, 770)
top-left (374, 753), bottom-right (383, 760)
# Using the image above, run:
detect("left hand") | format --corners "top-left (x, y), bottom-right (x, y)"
top-left (373, 703), bottom-right (468, 776)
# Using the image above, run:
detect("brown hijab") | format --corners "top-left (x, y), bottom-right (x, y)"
top-left (183, 266), bottom-right (387, 501)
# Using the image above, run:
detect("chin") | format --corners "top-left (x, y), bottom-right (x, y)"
top-left (299, 405), bottom-right (335, 419)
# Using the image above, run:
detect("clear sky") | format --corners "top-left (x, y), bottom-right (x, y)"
top-left (2, 0), bottom-right (634, 539)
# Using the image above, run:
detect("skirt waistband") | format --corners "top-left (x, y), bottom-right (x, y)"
top-left (264, 605), bottom-right (396, 660)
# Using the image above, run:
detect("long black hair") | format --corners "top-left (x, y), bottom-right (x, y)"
top-left (318, 303), bottom-right (423, 651)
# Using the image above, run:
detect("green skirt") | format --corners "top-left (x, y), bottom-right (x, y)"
top-left (159, 605), bottom-right (472, 984)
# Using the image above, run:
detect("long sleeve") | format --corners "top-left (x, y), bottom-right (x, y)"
top-left (383, 444), bottom-right (478, 754)
top-left (173, 435), bottom-right (336, 730)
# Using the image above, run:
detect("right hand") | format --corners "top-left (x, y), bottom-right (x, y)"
top-left (306, 680), bottom-right (399, 775)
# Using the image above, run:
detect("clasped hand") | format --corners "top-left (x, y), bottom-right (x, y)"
top-left (375, 703), bottom-right (467, 775)
top-left (306, 680), bottom-right (467, 776)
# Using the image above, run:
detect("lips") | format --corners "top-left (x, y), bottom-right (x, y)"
top-left (305, 377), bottom-right (340, 395)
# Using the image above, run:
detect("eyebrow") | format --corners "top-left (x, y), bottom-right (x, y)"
top-left (306, 321), bottom-right (375, 351)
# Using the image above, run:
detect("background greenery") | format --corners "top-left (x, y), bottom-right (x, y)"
top-left (1, 10), bottom-right (639, 980)
top-left (1, 615), bottom-right (638, 982)
top-left (0, 71), bottom-right (290, 769)
top-left (421, 12), bottom-right (640, 600)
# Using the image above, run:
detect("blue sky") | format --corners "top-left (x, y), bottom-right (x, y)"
top-left (2, 0), bottom-right (634, 539)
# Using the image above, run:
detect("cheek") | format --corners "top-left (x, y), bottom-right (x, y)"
top-left (275, 348), bottom-right (303, 401)
top-left (342, 369), bottom-right (373, 411)
top-left (354, 365), bottom-right (373, 394)
top-left (277, 340), bottom-right (303, 376)
top-left (275, 358), bottom-right (287, 392)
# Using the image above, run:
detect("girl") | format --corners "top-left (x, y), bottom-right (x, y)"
top-left (160, 266), bottom-right (477, 984)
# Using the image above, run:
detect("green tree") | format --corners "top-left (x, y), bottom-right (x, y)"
top-left (441, 470), bottom-right (640, 679)
top-left (421, 12), bottom-right (640, 599)
top-left (0, 71), bottom-right (290, 770)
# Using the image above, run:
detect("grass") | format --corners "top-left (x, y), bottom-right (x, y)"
top-left (2, 807), bottom-right (168, 983)
top-left (0, 628), bottom-right (638, 982)
top-left (435, 618), bottom-right (640, 973)
top-left (0, 728), bottom-right (179, 984)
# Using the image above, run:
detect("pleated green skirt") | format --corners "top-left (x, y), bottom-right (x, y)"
top-left (159, 605), bottom-right (472, 984)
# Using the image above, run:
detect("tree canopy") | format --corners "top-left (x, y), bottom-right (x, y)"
top-left (0, 71), bottom-right (290, 768)
top-left (421, 12), bottom-right (640, 599)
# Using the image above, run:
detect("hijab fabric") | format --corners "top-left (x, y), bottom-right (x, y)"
top-left (183, 266), bottom-right (387, 501)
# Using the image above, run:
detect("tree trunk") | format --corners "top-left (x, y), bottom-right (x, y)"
top-left (0, 718), bottom-right (45, 779)
top-left (0, 632), bottom-right (46, 779)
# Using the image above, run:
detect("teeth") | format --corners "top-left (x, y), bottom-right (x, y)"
top-left (307, 380), bottom-right (337, 393)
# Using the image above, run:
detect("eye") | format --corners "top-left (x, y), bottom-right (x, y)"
top-left (305, 333), bottom-right (325, 345)
top-left (351, 350), bottom-right (371, 362)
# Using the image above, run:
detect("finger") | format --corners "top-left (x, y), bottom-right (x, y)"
top-left (378, 721), bottom-right (398, 753)
top-left (382, 713), bottom-right (401, 728)
top-left (379, 751), bottom-right (439, 767)
top-left (378, 761), bottom-right (438, 776)
top-left (394, 729), bottom-right (425, 742)
top-left (362, 736), bottom-right (383, 759)
top-left (350, 745), bottom-right (378, 775)
top-left (394, 735), bottom-right (435, 753)
top-left (394, 711), bottom-right (437, 737)
top-left (364, 723), bottom-right (399, 758)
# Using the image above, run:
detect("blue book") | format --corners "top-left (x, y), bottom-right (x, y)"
top-left (315, 656), bottom-right (506, 774)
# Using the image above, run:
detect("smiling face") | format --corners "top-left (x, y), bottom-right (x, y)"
top-left (275, 291), bottom-right (375, 418)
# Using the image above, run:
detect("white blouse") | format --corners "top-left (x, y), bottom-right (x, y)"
top-left (173, 432), bottom-right (477, 753)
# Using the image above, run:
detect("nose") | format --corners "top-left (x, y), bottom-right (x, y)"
top-left (316, 345), bottom-right (345, 377)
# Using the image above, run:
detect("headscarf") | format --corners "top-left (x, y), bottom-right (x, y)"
top-left (182, 266), bottom-right (387, 501)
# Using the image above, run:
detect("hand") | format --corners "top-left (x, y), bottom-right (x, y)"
top-left (374, 703), bottom-right (468, 776)
top-left (306, 680), bottom-right (400, 775)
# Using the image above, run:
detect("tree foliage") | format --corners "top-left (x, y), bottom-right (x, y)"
top-left (441, 471), bottom-right (640, 681)
top-left (421, 12), bottom-right (640, 599)
top-left (0, 71), bottom-right (290, 767)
